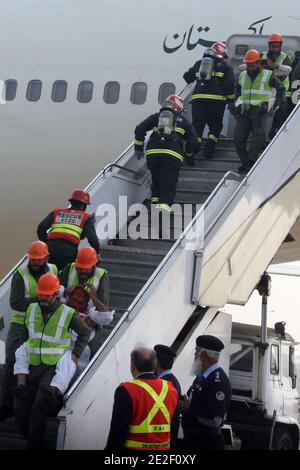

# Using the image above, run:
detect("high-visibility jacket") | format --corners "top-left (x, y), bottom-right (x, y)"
top-left (66, 263), bottom-right (107, 308)
top-left (238, 69), bottom-right (273, 110)
top-left (47, 208), bottom-right (91, 246)
top-left (261, 51), bottom-right (290, 91)
top-left (122, 378), bottom-right (178, 450)
top-left (11, 263), bottom-right (58, 325)
top-left (24, 302), bottom-right (75, 366)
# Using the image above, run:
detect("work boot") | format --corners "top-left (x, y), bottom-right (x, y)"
top-left (39, 385), bottom-right (61, 406)
top-left (12, 384), bottom-right (28, 400)
top-left (0, 405), bottom-right (13, 422)
top-left (203, 139), bottom-right (216, 159)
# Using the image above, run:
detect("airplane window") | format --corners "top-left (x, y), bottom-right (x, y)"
top-left (130, 82), bottom-right (147, 105)
top-left (103, 81), bottom-right (120, 104)
top-left (158, 83), bottom-right (176, 104)
top-left (5, 80), bottom-right (17, 101)
top-left (77, 81), bottom-right (93, 103)
top-left (26, 80), bottom-right (42, 102)
top-left (52, 80), bottom-right (67, 102)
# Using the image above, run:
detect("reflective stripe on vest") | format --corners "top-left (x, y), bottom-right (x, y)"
top-left (124, 440), bottom-right (171, 450)
top-left (24, 303), bottom-right (74, 365)
top-left (145, 148), bottom-right (184, 162)
top-left (192, 93), bottom-right (226, 101)
top-left (48, 209), bottom-right (89, 245)
top-left (67, 263), bottom-right (107, 291)
top-left (127, 380), bottom-right (170, 434)
top-left (262, 51), bottom-right (290, 91)
top-left (11, 264), bottom-right (58, 325)
top-left (239, 69), bottom-right (273, 108)
top-left (174, 126), bottom-right (185, 136)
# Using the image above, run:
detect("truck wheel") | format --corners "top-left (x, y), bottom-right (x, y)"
top-left (272, 428), bottom-right (293, 450)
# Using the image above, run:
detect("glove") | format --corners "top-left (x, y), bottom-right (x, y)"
top-left (186, 156), bottom-right (195, 167)
top-left (134, 150), bottom-right (144, 160)
top-left (228, 103), bottom-right (241, 116)
top-left (271, 102), bottom-right (280, 112)
top-left (259, 103), bottom-right (268, 114)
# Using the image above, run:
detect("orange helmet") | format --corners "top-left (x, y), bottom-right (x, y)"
top-left (268, 33), bottom-right (283, 43)
top-left (166, 94), bottom-right (185, 112)
top-left (36, 273), bottom-right (60, 296)
top-left (75, 247), bottom-right (98, 269)
top-left (212, 42), bottom-right (228, 58)
top-left (27, 241), bottom-right (49, 260)
top-left (69, 189), bottom-right (90, 205)
top-left (243, 49), bottom-right (261, 63)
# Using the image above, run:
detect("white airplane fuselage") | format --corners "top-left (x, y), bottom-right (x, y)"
top-left (0, 0), bottom-right (299, 276)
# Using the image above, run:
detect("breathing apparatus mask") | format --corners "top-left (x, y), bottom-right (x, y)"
top-left (199, 48), bottom-right (217, 81)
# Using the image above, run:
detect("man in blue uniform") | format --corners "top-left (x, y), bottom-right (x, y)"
top-left (134, 94), bottom-right (199, 213)
top-left (181, 335), bottom-right (231, 450)
top-left (154, 344), bottom-right (181, 448)
top-left (183, 42), bottom-right (235, 158)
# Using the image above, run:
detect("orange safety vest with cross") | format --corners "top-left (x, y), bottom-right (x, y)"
top-left (122, 378), bottom-right (178, 450)
top-left (48, 208), bottom-right (91, 246)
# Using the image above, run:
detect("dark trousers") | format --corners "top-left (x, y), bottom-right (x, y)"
top-left (183, 431), bottom-right (225, 450)
top-left (14, 364), bottom-right (60, 449)
top-left (191, 100), bottom-right (226, 141)
top-left (0, 323), bottom-right (27, 411)
top-left (269, 99), bottom-right (289, 138)
top-left (147, 156), bottom-right (181, 207)
top-left (48, 239), bottom-right (78, 271)
top-left (234, 109), bottom-right (268, 165)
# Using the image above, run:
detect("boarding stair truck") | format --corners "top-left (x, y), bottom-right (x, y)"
top-left (226, 274), bottom-right (300, 450)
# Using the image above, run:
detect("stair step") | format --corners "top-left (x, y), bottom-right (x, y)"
top-left (101, 259), bottom-right (158, 277)
top-left (194, 159), bottom-right (240, 171)
top-left (175, 189), bottom-right (210, 204)
top-left (101, 245), bottom-right (166, 261)
top-left (110, 238), bottom-right (175, 251)
top-left (177, 178), bottom-right (219, 192)
top-left (109, 290), bottom-right (136, 310)
top-left (180, 167), bottom-right (227, 179)
top-left (0, 417), bottom-right (58, 450)
top-left (110, 274), bottom-right (148, 295)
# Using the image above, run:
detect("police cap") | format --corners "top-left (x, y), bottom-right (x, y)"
top-left (196, 335), bottom-right (224, 352)
top-left (154, 344), bottom-right (177, 361)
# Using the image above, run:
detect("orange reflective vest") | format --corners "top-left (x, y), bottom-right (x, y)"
top-left (122, 378), bottom-right (178, 450)
top-left (48, 208), bottom-right (90, 246)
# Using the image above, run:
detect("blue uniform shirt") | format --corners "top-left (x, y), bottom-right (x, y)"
top-left (182, 365), bottom-right (232, 432)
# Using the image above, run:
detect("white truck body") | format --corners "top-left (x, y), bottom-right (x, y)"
top-left (227, 322), bottom-right (300, 449)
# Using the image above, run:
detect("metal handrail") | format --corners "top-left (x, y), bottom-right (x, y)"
top-left (103, 163), bottom-right (140, 178)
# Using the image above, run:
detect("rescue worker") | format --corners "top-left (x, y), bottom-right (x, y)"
top-left (59, 246), bottom-right (110, 358)
top-left (134, 94), bottom-right (199, 213)
top-left (286, 49), bottom-right (300, 116)
top-left (0, 241), bottom-right (58, 422)
top-left (154, 344), bottom-right (181, 449)
top-left (183, 42), bottom-right (235, 158)
top-left (106, 347), bottom-right (178, 450)
top-left (13, 285), bottom-right (113, 398)
top-left (181, 335), bottom-right (231, 450)
top-left (14, 273), bottom-right (90, 449)
top-left (261, 33), bottom-right (291, 139)
top-left (37, 189), bottom-right (100, 271)
top-left (229, 49), bottom-right (285, 173)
